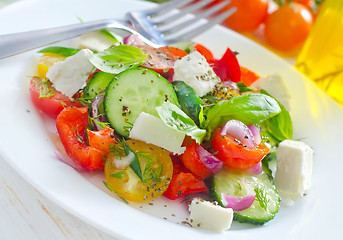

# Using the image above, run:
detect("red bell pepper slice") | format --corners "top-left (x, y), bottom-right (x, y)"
top-left (56, 106), bottom-right (115, 170)
top-left (211, 47), bottom-right (241, 83)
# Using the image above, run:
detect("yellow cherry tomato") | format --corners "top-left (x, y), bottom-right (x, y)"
top-left (104, 139), bottom-right (173, 202)
top-left (37, 53), bottom-right (66, 78)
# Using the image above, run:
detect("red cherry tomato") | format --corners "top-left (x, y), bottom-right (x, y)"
top-left (212, 128), bottom-right (269, 170)
top-left (219, 0), bottom-right (269, 32)
top-left (163, 155), bottom-right (208, 200)
top-left (30, 77), bottom-right (82, 118)
top-left (193, 43), bottom-right (214, 62)
top-left (180, 138), bottom-right (213, 179)
top-left (140, 46), bottom-right (188, 80)
top-left (56, 107), bottom-right (115, 170)
top-left (264, 2), bottom-right (313, 51)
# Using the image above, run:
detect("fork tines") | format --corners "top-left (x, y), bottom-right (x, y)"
top-left (127, 0), bottom-right (236, 46)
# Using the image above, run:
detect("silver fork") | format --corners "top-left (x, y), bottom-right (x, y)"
top-left (0, 0), bottom-right (235, 59)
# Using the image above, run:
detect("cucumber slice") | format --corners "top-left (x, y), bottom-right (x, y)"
top-left (104, 67), bottom-right (179, 137)
top-left (84, 71), bottom-right (115, 98)
top-left (210, 166), bottom-right (280, 225)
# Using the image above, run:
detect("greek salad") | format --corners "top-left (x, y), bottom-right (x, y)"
top-left (29, 30), bottom-right (313, 232)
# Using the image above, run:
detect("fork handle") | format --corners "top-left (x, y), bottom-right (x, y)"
top-left (0, 19), bottom-right (132, 59)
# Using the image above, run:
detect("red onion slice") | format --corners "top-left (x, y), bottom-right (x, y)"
top-left (197, 145), bottom-right (223, 174)
top-left (91, 94), bottom-right (107, 131)
top-left (123, 34), bottom-right (146, 47)
top-left (221, 182), bottom-right (256, 211)
top-left (221, 80), bottom-right (239, 94)
top-left (248, 124), bottom-right (261, 146)
top-left (220, 120), bottom-right (255, 149)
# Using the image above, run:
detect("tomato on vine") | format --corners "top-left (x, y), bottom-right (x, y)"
top-left (264, 2), bottom-right (313, 51)
top-left (219, 0), bottom-right (269, 32)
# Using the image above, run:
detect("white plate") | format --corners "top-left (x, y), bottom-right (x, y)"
top-left (0, 0), bottom-right (342, 239)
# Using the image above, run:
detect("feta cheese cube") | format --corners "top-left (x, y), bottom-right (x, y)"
top-left (173, 51), bottom-right (221, 97)
top-left (46, 49), bottom-right (94, 97)
top-left (275, 140), bottom-right (313, 200)
top-left (129, 112), bottom-right (186, 155)
top-left (79, 30), bottom-right (117, 52)
top-left (188, 198), bottom-right (233, 232)
top-left (251, 74), bottom-right (291, 111)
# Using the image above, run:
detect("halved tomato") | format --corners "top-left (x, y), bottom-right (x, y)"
top-left (30, 77), bottom-right (82, 118)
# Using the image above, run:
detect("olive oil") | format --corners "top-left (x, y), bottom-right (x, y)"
top-left (296, 0), bottom-right (343, 106)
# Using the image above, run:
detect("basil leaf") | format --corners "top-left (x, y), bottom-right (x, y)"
top-left (156, 102), bottom-right (206, 144)
top-left (236, 82), bottom-right (256, 93)
top-left (172, 81), bottom-right (203, 126)
top-left (100, 29), bottom-right (123, 44)
top-left (204, 93), bottom-right (281, 138)
top-left (89, 45), bottom-right (147, 74)
top-left (37, 46), bottom-right (80, 57)
top-left (260, 89), bottom-right (293, 144)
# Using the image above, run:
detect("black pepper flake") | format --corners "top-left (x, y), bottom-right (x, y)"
top-left (122, 105), bottom-right (131, 116)
top-left (177, 190), bottom-right (182, 196)
top-left (149, 202), bottom-right (154, 206)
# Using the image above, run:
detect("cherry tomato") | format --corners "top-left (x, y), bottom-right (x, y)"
top-left (264, 2), bottom-right (313, 51)
top-left (218, 0), bottom-right (269, 32)
top-left (212, 128), bottom-right (269, 170)
top-left (30, 77), bottom-right (82, 118)
top-left (37, 53), bottom-right (66, 78)
top-left (140, 45), bottom-right (188, 80)
top-left (283, 0), bottom-right (312, 6)
top-left (193, 43), bottom-right (214, 62)
top-left (163, 155), bottom-right (208, 200)
top-left (56, 107), bottom-right (108, 170)
top-left (104, 140), bottom-right (173, 202)
top-left (180, 138), bottom-right (213, 179)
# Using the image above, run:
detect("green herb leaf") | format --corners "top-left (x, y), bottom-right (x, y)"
top-left (123, 144), bottom-right (143, 181)
top-left (204, 93), bottom-right (281, 139)
top-left (110, 171), bottom-right (125, 179)
top-left (156, 102), bottom-right (206, 144)
top-left (37, 46), bottom-right (80, 57)
top-left (100, 29), bottom-right (123, 44)
top-left (89, 45), bottom-right (147, 74)
top-left (260, 90), bottom-right (293, 145)
top-left (172, 81), bottom-right (204, 127)
top-left (254, 187), bottom-right (269, 211)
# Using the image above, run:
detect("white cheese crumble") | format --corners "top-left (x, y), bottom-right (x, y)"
top-left (274, 139), bottom-right (313, 204)
top-left (250, 74), bottom-right (291, 111)
top-left (79, 30), bottom-right (117, 52)
top-left (188, 198), bottom-right (233, 232)
top-left (173, 51), bottom-right (221, 97)
top-left (129, 112), bottom-right (186, 155)
top-left (46, 49), bottom-right (94, 97)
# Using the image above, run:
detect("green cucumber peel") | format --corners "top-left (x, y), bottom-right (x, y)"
top-left (156, 101), bottom-right (206, 144)
top-left (89, 45), bottom-right (147, 74)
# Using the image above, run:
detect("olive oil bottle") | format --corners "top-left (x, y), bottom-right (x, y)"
top-left (296, 0), bottom-right (343, 106)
